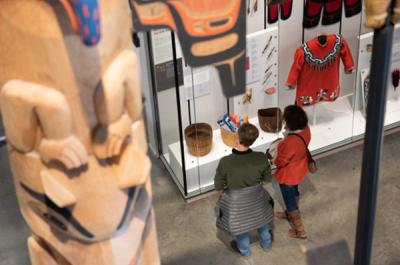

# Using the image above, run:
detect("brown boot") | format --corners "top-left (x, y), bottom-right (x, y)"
top-left (286, 210), bottom-right (307, 239)
top-left (275, 196), bottom-right (300, 220)
top-left (274, 211), bottom-right (288, 219)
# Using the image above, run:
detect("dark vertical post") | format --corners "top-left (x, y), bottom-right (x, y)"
top-left (171, 31), bottom-right (188, 196)
top-left (146, 32), bottom-right (164, 156)
top-left (354, 6), bottom-right (395, 265)
top-left (0, 137), bottom-right (6, 148)
top-left (264, 0), bottom-right (267, 29)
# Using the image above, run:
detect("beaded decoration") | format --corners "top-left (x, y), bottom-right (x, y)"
top-left (303, 34), bottom-right (342, 71)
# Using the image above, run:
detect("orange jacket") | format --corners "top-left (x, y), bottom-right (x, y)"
top-left (274, 126), bottom-right (311, 185)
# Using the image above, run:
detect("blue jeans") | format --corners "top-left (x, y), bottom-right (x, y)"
top-left (235, 224), bottom-right (272, 256)
top-left (280, 184), bottom-right (299, 212)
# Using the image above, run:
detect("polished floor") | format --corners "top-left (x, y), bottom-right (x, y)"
top-left (1, 133), bottom-right (400, 265)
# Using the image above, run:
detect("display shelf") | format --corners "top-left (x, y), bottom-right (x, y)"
top-left (353, 110), bottom-right (367, 138)
top-left (353, 96), bottom-right (400, 138)
top-left (385, 96), bottom-right (400, 127)
top-left (167, 117), bottom-right (278, 195)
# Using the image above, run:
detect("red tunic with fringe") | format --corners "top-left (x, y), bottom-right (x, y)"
top-left (287, 34), bottom-right (355, 107)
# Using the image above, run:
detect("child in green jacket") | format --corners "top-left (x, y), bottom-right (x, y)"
top-left (215, 123), bottom-right (274, 257)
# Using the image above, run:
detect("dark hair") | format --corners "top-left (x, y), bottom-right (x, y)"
top-left (238, 123), bottom-right (259, 147)
top-left (283, 105), bottom-right (308, 131)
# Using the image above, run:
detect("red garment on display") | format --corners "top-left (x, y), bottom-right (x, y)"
top-left (268, 0), bottom-right (292, 24)
top-left (303, 0), bottom-right (362, 28)
top-left (274, 126), bottom-right (311, 185)
top-left (287, 34), bottom-right (355, 107)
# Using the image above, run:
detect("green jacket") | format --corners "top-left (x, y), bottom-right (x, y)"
top-left (214, 149), bottom-right (272, 191)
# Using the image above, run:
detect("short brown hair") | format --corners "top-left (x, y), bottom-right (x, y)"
top-left (283, 105), bottom-right (308, 131)
top-left (238, 123), bottom-right (259, 147)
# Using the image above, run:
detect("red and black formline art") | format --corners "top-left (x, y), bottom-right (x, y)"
top-left (129, 0), bottom-right (247, 98)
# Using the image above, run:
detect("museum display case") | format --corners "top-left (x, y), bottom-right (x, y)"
top-left (142, 0), bottom-right (400, 198)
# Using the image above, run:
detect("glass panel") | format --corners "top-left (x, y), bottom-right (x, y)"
top-left (278, 3), bottom-right (360, 154)
top-left (385, 25), bottom-right (400, 128)
top-left (178, 6), bottom-right (281, 196)
top-left (236, 27), bottom-right (280, 151)
top-left (181, 65), bottom-right (228, 196)
top-left (149, 29), bottom-right (186, 194)
top-left (353, 22), bottom-right (400, 138)
top-left (352, 28), bottom-right (371, 139)
top-left (161, 0), bottom-right (280, 196)
top-left (147, 0), bottom-right (400, 198)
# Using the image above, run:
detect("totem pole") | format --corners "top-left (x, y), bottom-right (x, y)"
top-left (0, 0), bottom-right (159, 264)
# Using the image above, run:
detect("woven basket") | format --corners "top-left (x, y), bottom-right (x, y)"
top-left (184, 123), bottom-right (213, 156)
top-left (220, 127), bottom-right (238, 148)
top-left (258, 108), bottom-right (283, 133)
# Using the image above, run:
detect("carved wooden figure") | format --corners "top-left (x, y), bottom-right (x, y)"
top-left (364, 0), bottom-right (400, 28)
top-left (0, 0), bottom-right (159, 264)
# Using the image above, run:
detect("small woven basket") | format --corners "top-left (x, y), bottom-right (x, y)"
top-left (184, 123), bottom-right (213, 156)
top-left (220, 127), bottom-right (238, 148)
top-left (258, 108), bottom-right (283, 133)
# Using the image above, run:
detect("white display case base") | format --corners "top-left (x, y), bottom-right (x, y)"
top-left (353, 95), bottom-right (400, 138)
top-left (167, 117), bottom-right (278, 195)
top-left (302, 96), bottom-right (355, 153)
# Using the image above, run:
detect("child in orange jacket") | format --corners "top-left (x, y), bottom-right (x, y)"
top-left (273, 105), bottom-right (311, 239)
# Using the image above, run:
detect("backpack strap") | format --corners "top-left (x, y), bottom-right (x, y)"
top-left (288, 133), bottom-right (312, 160)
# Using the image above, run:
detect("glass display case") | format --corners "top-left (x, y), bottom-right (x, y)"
top-left (143, 1), bottom-right (400, 198)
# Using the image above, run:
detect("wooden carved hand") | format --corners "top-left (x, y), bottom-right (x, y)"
top-left (0, 80), bottom-right (88, 169)
top-left (39, 136), bottom-right (88, 169)
top-left (93, 50), bottom-right (142, 159)
top-left (93, 113), bottom-right (133, 159)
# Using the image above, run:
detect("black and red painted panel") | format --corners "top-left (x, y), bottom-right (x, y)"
top-left (267, 0), bottom-right (293, 24)
top-left (129, 0), bottom-right (246, 98)
top-left (303, 0), bottom-right (362, 28)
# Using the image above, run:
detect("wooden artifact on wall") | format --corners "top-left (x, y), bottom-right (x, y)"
top-left (0, 0), bottom-right (159, 264)
top-left (128, 0), bottom-right (247, 98)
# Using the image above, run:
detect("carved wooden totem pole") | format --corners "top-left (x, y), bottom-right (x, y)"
top-left (0, 0), bottom-right (159, 264)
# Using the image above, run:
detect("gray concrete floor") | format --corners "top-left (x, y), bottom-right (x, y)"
top-left (0, 134), bottom-right (399, 265)
top-left (152, 133), bottom-right (400, 265)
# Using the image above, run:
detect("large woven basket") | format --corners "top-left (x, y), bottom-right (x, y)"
top-left (258, 108), bottom-right (283, 133)
top-left (184, 123), bottom-right (213, 156)
top-left (220, 127), bottom-right (238, 148)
